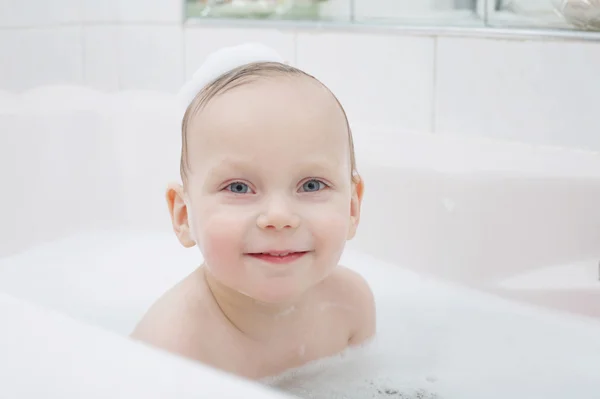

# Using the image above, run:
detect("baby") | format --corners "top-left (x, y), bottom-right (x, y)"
top-left (131, 43), bottom-right (376, 380)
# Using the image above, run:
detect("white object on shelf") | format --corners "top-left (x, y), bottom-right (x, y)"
top-left (503, 0), bottom-right (557, 14)
top-left (555, 0), bottom-right (600, 29)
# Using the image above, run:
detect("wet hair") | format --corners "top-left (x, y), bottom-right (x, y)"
top-left (180, 62), bottom-right (357, 184)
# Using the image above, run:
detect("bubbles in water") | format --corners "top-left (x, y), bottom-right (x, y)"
top-left (262, 336), bottom-right (440, 399)
top-left (261, 249), bottom-right (600, 399)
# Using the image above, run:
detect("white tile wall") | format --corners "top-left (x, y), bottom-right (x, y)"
top-left (0, 27), bottom-right (83, 92)
top-left (296, 31), bottom-right (435, 133)
top-left (184, 27), bottom-right (296, 79)
top-left (82, 27), bottom-right (119, 91)
top-left (0, 0), bottom-right (81, 27)
top-left (84, 25), bottom-right (184, 92)
top-left (0, 25), bottom-right (184, 93)
top-left (435, 37), bottom-right (600, 151)
top-left (2, 10), bottom-right (600, 153)
top-left (0, 0), bottom-right (183, 25)
top-left (83, 26), bottom-right (184, 92)
top-left (80, 0), bottom-right (119, 23)
top-left (118, 26), bottom-right (184, 92)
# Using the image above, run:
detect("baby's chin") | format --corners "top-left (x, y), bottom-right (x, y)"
top-left (235, 275), bottom-right (324, 305)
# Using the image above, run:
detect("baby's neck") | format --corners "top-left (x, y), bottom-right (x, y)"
top-left (203, 268), bottom-right (312, 342)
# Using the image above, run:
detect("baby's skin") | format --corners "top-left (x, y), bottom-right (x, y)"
top-left (131, 53), bottom-right (376, 379)
top-left (132, 265), bottom-right (374, 379)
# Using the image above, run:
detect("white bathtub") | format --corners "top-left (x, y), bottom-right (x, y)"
top-left (1, 86), bottom-right (599, 398)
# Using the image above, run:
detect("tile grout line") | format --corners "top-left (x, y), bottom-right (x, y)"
top-left (0, 21), bottom-right (181, 30)
top-left (431, 36), bottom-right (438, 135)
top-left (80, 24), bottom-right (86, 86)
top-left (182, 23), bottom-right (188, 84)
top-left (78, 1), bottom-right (86, 86)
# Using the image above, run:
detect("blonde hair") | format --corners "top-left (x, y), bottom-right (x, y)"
top-left (180, 62), bottom-right (357, 183)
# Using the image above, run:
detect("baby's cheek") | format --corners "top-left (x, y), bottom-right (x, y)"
top-left (196, 210), bottom-right (246, 269)
top-left (316, 206), bottom-right (349, 237)
top-left (312, 209), bottom-right (350, 260)
top-left (202, 232), bottom-right (234, 260)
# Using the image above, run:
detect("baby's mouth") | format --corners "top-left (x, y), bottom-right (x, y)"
top-left (247, 251), bottom-right (309, 264)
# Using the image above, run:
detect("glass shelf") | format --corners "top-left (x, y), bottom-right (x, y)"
top-left (185, 0), bottom-right (600, 33)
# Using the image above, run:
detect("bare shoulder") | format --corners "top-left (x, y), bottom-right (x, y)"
top-left (322, 266), bottom-right (376, 346)
top-left (130, 268), bottom-right (209, 359)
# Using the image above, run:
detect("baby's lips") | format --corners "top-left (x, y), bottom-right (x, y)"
top-left (246, 249), bottom-right (312, 256)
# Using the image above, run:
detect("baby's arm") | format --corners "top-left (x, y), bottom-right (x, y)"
top-left (131, 300), bottom-right (184, 350)
top-left (342, 269), bottom-right (376, 346)
top-left (130, 289), bottom-right (204, 361)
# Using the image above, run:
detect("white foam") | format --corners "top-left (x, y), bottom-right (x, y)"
top-left (261, 250), bottom-right (600, 398)
top-left (178, 42), bottom-right (284, 113)
top-left (1, 231), bottom-right (600, 398)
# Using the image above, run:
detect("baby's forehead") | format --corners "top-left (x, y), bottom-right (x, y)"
top-left (187, 75), bottom-right (349, 152)
top-left (203, 74), bottom-right (341, 121)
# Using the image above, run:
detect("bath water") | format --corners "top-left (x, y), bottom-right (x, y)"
top-left (0, 231), bottom-right (599, 399)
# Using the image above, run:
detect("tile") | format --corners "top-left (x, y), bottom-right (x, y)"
top-left (82, 26), bottom-right (119, 91)
top-left (81, 0), bottom-right (182, 23)
top-left (83, 25), bottom-right (184, 92)
top-left (0, 27), bottom-right (83, 92)
top-left (80, 0), bottom-right (119, 23)
top-left (184, 27), bottom-right (296, 79)
top-left (0, 0), bottom-right (81, 27)
top-left (118, 26), bottom-right (184, 92)
top-left (435, 37), bottom-right (600, 151)
top-left (296, 31), bottom-right (435, 133)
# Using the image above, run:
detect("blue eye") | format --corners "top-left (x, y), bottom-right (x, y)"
top-left (226, 182), bottom-right (250, 194)
top-left (300, 179), bottom-right (326, 193)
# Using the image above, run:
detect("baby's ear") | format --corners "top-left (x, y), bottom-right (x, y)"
top-left (347, 173), bottom-right (364, 240)
top-left (166, 183), bottom-right (196, 248)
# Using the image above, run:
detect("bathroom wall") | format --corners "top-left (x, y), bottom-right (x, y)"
top-left (1, 0), bottom-right (600, 151)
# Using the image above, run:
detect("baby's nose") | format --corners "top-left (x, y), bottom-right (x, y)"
top-left (257, 203), bottom-right (300, 231)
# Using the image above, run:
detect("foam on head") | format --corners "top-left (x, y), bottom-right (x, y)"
top-left (176, 42), bottom-right (357, 185)
top-left (178, 42), bottom-right (285, 113)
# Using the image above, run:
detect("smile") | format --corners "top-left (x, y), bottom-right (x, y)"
top-left (247, 251), bottom-right (309, 264)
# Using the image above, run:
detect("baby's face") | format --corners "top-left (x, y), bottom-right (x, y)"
top-left (182, 76), bottom-right (360, 303)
